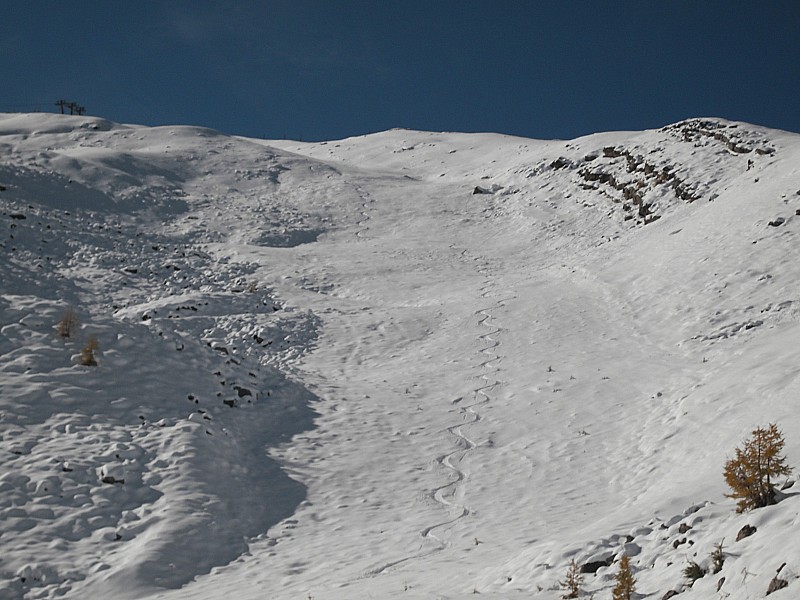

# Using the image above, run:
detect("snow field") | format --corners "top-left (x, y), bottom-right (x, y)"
top-left (1, 113), bottom-right (800, 599)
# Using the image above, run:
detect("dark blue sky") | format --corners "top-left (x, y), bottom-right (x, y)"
top-left (3, 2), bottom-right (799, 141)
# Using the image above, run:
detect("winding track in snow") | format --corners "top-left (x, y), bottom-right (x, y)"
top-left (421, 298), bottom-right (501, 543)
top-left (363, 273), bottom-right (508, 578)
top-left (353, 183), bottom-right (373, 239)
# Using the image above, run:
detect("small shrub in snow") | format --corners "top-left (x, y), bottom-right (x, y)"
top-left (710, 540), bottom-right (725, 574)
top-left (723, 423), bottom-right (791, 512)
top-left (559, 559), bottom-right (583, 598)
top-left (683, 560), bottom-right (705, 584)
top-left (612, 555), bottom-right (635, 600)
top-left (57, 306), bottom-right (79, 338)
top-left (80, 335), bottom-right (99, 366)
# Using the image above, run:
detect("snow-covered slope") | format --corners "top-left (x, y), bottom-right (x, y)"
top-left (1, 113), bottom-right (799, 599)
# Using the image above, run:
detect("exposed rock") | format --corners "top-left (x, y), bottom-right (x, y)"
top-left (579, 169), bottom-right (617, 186)
top-left (472, 186), bottom-right (492, 195)
top-left (768, 217), bottom-right (786, 227)
top-left (766, 576), bottom-right (788, 595)
top-left (581, 556), bottom-right (613, 574)
top-left (736, 524), bottom-right (757, 542)
top-left (656, 169), bottom-right (674, 184)
top-left (623, 186), bottom-right (643, 204)
top-left (234, 385), bottom-right (253, 398)
top-left (673, 181), bottom-right (698, 202)
top-left (678, 523), bottom-right (692, 534)
top-left (662, 591), bottom-right (680, 600)
top-left (717, 577), bottom-right (725, 592)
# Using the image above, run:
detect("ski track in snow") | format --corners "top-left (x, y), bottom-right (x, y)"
top-left (353, 184), bottom-right (373, 239)
top-left (364, 268), bottom-right (511, 578)
top-left (425, 303), bottom-right (500, 536)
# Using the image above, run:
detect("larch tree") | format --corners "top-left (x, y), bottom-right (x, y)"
top-left (612, 555), bottom-right (635, 600)
top-left (723, 423), bottom-right (791, 512)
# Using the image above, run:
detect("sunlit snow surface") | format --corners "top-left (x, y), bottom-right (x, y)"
top-left (1, 113), bottom-right (799, 599)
